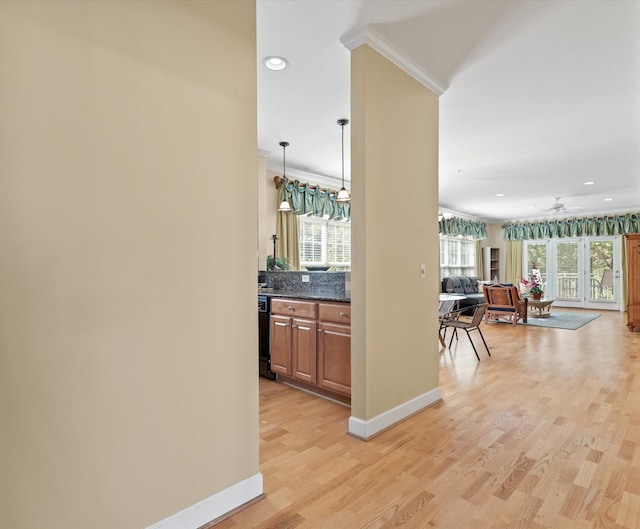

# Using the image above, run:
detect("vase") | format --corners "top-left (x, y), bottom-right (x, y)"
top-left (532, 292), bottom-right (543, 300)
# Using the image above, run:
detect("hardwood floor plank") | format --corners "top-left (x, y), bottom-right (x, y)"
top-left (575, 460), bottom-right (599, 488)
top-left (616, 491), bottom-right (640, 528)
top-left (218, 309), bottom-right (640, 528)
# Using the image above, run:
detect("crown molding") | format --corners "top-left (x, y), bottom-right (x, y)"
top-left (438, 206), bottom-right (483, 222)
top-left (257, 149), bottom-right (271, 158)
top-left (265, 160), bottom-right (347, 190)
top-left (502, 207), bottom-right (640, 225)
top-left (341, 25), bottom-right (448, 97)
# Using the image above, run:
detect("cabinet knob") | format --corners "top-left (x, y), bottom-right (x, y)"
top-left (317, 329), bottom-right (324, 333)
top-left (339, 312), bottom-right (347, 317)
top-left (288, 306), bottom-right (294, 311)
top-left (292, 324), bottom-right (297, 329)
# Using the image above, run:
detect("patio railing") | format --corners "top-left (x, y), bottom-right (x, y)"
top-left (552, 273), bottom-right (613, 300)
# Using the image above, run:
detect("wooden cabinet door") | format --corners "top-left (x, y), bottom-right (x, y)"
top-left (628, 235), bottom-right (640, 331)
top-left (292, 318), bottom-right (317, 384)
top-left (270, 315), bottom-right (292, 375)
top-left (317, 322), bottom-right (351, 396)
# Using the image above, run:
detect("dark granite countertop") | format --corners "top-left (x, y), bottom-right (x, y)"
top-left (258, 289), bottom-right (350, 303)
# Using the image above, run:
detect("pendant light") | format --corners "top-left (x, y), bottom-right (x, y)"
top-left (336, 119), bottom-right (350, 202)
top-left (277, 141), bottom-right (292, 212)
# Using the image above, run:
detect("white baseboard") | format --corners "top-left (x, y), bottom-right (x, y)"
top-left (146, 473), bottom-right (263, 529)
top-left (348, 387), bottom-right (441, 440)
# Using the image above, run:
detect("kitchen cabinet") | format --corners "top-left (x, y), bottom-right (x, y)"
top-left (270, 298), bottom-right (351, 402)
top-left (317, 303), bottom-right (351, 396)
top-left (270, 315), bottom-right (292, 375)
top-left (292, 318), bottom-right (317, 383)
top-left (270, 299), bottom-right (317, 383)
top-left (626, 234), bottom-right (640, 331)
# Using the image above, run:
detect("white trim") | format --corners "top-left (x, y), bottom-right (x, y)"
top-left (257, 149), bottom-right (271, 158)
top-left (505, 207), bottom-right (640, 224)
top-left (146, 473), bottom-right (263, 529)
top-left (264, 162), bottom-right (346, 189)
top-left (438, 206), bottom-right (484, 222)
top-left (340, 25), bottom-right (447, 97)
top-left (348, 387), bottom-right (441, 440)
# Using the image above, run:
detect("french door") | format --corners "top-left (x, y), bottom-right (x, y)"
top-left (523, 236), bottom-right (620, 310)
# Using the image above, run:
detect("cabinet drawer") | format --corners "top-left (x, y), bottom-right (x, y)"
top-left (271, 299), bottom-right (318, 319)
top-left (318, 302), bottom-right (350, 324)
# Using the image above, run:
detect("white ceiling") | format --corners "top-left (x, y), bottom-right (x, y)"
top-left (257, 0), bottom-right (640, 223)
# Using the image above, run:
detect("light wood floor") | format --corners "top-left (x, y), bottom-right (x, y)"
top-left (218, 309), bottom-right (640, 529)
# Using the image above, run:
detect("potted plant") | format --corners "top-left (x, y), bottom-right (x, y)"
top-left (266, 255), bottom-right (290, 270)
top-left (529, 282), bottom-right (544, 300)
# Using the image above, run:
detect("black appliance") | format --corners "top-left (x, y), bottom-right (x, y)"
top-left (258, 294), bottom-right (276, 379)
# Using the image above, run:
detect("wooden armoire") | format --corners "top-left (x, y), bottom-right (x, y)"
top-left (627, 234), bottom-right (640, 331)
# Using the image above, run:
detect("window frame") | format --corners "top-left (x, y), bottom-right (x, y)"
top-left (439, 235), bottom-right (476, 279)
top-left (299, 215), bottom-right (351, 270)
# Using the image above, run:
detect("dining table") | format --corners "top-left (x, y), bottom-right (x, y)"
top-left (438, 293), bottom-right (466, 347)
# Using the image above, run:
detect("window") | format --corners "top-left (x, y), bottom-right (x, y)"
top-left (523, 236), bottom-right (620, 310)
top-left (299, 216), bottom-right (351, 270)
top-left (439, 235), bottom-right (475, 278)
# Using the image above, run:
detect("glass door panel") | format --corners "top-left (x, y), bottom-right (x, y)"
top-left (586, 237), bottom-right (619, 310)
top-left (525, 242), bottom-right (548, 289)
top-left (553, 239), bottom-right (584, 308)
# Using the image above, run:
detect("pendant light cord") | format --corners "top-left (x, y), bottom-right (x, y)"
top-left (341, 123), bottom-right (345, 188)
top-left (336, 119), bottom-right (350, 203)
top-left (277, 141), bottom-right (292, 212)
top-left (279, 141), bottom-right (289, 179)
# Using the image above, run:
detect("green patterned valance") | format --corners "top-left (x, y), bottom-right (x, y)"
top-left (503, 212), bottom-right (640, 240)
top-left (279, 177), bottom-right (350, 220)
top-left (439, 216), bottom-right (487, 239)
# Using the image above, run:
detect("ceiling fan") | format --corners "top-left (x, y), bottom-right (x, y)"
top-left (541, 197), bottom-right (583, 213)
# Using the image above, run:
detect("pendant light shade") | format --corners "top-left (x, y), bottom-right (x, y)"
top-left (277, 141), bottom-right (292, 212)
top-left (336, 188), bottom-right (351, 202)
top-left (336, 118), bottom-right (350, 202)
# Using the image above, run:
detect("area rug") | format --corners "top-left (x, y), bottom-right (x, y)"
top-left (524, 311), bottom-right (600, 330)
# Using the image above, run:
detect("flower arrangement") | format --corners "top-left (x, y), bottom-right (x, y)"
top-left (519, 263), bottom-right (544, 295)
top-left (528, 281), bottom-right (544, 295)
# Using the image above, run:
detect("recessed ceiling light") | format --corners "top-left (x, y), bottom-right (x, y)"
top-left (263, 56), bottom-right (288, 71)
top-left (583, 181), bottom-right (595, 185)
top-left (604, 197), bottom-right (614, 202)
top-left (496, 193), bottom-right (505, 197)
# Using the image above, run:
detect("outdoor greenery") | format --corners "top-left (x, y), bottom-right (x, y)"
top-left (526, 243), bottom-right (547, 278)
top-left (525, 239), bottom-right (615, 300)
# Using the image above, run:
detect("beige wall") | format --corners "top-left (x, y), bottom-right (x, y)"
top-left (258, 169), bottom-right (280, 270)
top-left (257, 158), bottom-right (271, 269)
top-left (351, 45), bottom-right (440, 421)
top-left (0, 2), bottom-right (259, 528)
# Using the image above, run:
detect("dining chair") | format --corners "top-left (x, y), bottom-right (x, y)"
top-left (438, 298), bottom-right (459, 347)
top-left (441, 303), bottom-right (491, 361)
